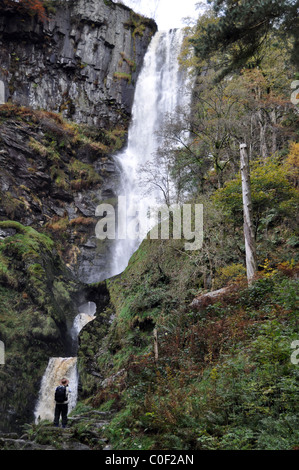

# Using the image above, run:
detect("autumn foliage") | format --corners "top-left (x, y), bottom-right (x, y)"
top-left (2, 0), bottom-right (47, 23)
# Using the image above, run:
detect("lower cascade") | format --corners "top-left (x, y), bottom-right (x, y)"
top-left (71, 301), bottom-right (97, 341)
top-left (34, 357), bottom-right (78, 424)
top-left (34, 302), bottom-right (97, 424)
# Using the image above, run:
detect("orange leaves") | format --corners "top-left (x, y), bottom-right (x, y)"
top-left (3, 0), bottom-right (47, 23)
top-left (277, 260), bottom-right (299, 278)
top-left (21, 0), bottom-right (47, 22)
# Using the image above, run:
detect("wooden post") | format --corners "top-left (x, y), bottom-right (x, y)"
top-left (0, 340), bottom-right (4, 365)
top-left (153, 328), bottom-right (158, 363)
top-left (240, 144), bottom-right (257, 284)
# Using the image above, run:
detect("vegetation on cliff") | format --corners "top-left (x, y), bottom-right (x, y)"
top-left (1, 0), bottom-right (47, 23)
top-left (80, 194), bottom-right (298, 450)
top-left (190, 0), bottom-right (299, 79)
top-left (0, 103), bottom-right (126, 267)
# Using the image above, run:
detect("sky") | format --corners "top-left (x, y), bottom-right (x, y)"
top-left (120, 0), bottom-right (205, 30)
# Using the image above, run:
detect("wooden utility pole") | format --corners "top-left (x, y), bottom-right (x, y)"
top-left (240, 144), bottom-right (257, 284)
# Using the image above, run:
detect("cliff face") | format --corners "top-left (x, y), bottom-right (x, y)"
top-left (0, 2), bottom-right (156, 432)
top-left (0, 0), bottom-right (157, 284)
top-left (0, 104), bottom-right (122, 283)
top-left (0, 0), bottom-right (157, 126)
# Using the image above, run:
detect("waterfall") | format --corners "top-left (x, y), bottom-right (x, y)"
top-left (109, 29), bottom-right (190, 277)
top-left (71, 301), bottom-right (97, 340)
top-left (34, 357), bottom-right (78, 423)
top-left (34, 29), bottom-right (191, 425)
top-left (34, 302), bottom-right (97, 424)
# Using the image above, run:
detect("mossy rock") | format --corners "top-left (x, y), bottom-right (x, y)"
top-left (0, 221), bottom-right (83, 432)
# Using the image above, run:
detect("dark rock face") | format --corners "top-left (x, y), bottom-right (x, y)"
top-left (0, 0), bottom-right (157, 282)
top-left (0, 106), bottom-right (122, 283)
top-left (0, 1), bottom-right (156, 434)
top-left (0, 0), bottom-right (157, 126)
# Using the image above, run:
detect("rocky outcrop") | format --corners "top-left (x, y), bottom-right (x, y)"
top-left (0, 0), bottom-right (157, 126)
top-left (0, 104), bottom-right (123, 282)
top-left (0, 409), bottom-right (114, 449)
top-left (0, 0), bottom-right (157, 283)
top-left (0, 216), bottom-right (112, 432)
top-left (0, 219), bottom-right (80, 432)
top-left (0, 0), bottom-right (156, 434)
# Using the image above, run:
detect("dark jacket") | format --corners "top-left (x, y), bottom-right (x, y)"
top-left (55, 385), bottom-right (70, 405)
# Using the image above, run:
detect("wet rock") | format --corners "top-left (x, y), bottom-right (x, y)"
top-left (0, 113), bottom-right (119, 284)
top-left (0, 0), bottom-right (157, 126)
top-left (0, 437), bottom-right (56, 450)
top-left (61, 440), bottom-right (91, 451)
top-left (0, 227), bottom-right (16, 239)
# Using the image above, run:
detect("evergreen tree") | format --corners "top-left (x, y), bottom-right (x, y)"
top-left (191, 0), bottom-right (299, 78)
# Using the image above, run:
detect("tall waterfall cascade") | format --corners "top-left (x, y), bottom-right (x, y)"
top-left (110, 29), bottom-right (191, 277)
top-left (34, 28), bottom-right (192, 424)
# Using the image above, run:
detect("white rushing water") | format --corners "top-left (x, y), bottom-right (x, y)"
top-left (71, 301), bottom-right (97, 340)
top-left (34, 357), bottom-right (78, 423)
top-left (110, 29), bottom-right (191, 277)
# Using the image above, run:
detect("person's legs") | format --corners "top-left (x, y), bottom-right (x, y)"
top-left (54, 404), bottom-right (61, 426)
top-left (61, 404), bottom-right (68, 428)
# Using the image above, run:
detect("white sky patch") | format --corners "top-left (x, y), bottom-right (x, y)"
top-left (118, 0), bottom-right (205, 30)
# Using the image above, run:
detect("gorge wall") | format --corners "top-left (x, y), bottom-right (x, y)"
top-left (0, 0), bottom-right (157, 284)
top-left (0, 0), bottom-right (157, 126)
top-left (0, 0), bottom-right (156, 432)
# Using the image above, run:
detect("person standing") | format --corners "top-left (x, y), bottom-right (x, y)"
top-left (53, 378), bottom-right (71, 428)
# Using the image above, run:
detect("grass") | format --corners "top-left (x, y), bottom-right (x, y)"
top-left (113, 72), bottom-right (132, 84)
top-left (0, 103), bottom-right (127, 156)
top-left (0, 220), bottom-right (76, 316)
top-left (69, 158), bottom-right (102, 190)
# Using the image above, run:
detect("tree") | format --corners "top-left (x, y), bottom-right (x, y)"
top-left (240, 143), bottom-right (257, 283)
top-left (2, 0), bottom-right (47, 23)
top-left (177, 11), bottom-right (298, 197)
top-left (229, 55), bottom-right (296, 161)
top-left (138, 107), bottom-right (196, 205)
top-left (138, 153), bottom-right (177, 207)
top-left (212, 158), bottom-right (299, 238)
top-left (187, 73), bottom-right (243, 189)
top-left (285, 142), bottom-right (299, 188)
top-left (191, 0), bottom-right (299, 79)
